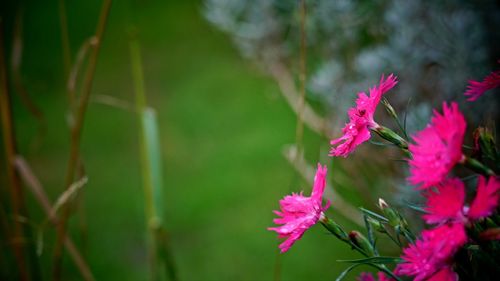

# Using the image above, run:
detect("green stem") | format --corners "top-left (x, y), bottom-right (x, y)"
top-left (320, 217), bottom-right (369, 257)
top-left (461, 156), bottom-right (496, 176)
top-left (130, 38), bottom-right (177, 281)
top-left (321, 217), bottom-right (401, 280)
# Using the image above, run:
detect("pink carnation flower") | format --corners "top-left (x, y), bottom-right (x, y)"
top-left (423, 176), bottom-right (500, 225)
top-left (464, 70), bottom-right (500, 101)
top-left (408, 102), bottom-right (466, 189)
top-left (330, 74), bottom-right (398, 157)
top-left (268, 164), bottom-right (330, 253)
top-left (395, 223), bottom-right (466, 281)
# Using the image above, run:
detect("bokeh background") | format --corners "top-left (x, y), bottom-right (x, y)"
top-left (1, 0), bottom-right (499, 280)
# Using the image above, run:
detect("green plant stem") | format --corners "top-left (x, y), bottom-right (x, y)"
top-left (53, 1), bottom-right (112, 280)
top-left (320, 217), bottom-right (369, 257)
top-left (130, 38), bottom-right (177, 281)
top-left (321, 216), bottom-right (401, 281)
top-left (461, 156), bottom-right (496, 176)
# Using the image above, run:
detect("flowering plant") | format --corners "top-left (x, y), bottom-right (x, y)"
top-left (269, 71), bottom-right (500, 281)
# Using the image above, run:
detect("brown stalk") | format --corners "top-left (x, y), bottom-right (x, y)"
top-left (15, 156), bottom-right (96, 281)
top-left (0, 17), bottom-right (29, 281)
top-left (53, 0), bottom-right (113, 280)
top-left (58, 0), bottom-right (72, 78)
top-left (268, 61), bottom-right (333, 139)
top-left (11, 7), bottom-right (45, 123)
top-left (295, 0), bottom-right (307, 152)
top-left (67, 37), bottom-right (92, 109)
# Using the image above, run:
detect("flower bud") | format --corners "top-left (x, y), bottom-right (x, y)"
top-left (381, 98), bottom-right (398, 120)
top-left (372, 126), bottom-right (408, 150)
top-left (367, 217), bottom-right (386, 233)
top-left (320, 216), bottom-right (348, 241)
top-left (378, 199), bottom-right (400, 227)
top-left (349, 231), bottom-right (375, 256)
top-left (378, 198), bottom-right (389, 210)
top-left (473, 127), bottom-right (498, 161)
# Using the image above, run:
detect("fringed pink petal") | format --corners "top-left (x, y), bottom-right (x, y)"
top-left (468, 176), bottom-right (500, 220)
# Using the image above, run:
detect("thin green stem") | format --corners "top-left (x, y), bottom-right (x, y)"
top-left (320, 217), bottom-right (369, 257)
top-left (130, 38), bottom-right (177, 281)
top-left (461, 156), bottom-right (496, 176)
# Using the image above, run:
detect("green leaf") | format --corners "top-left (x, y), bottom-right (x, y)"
top-left (335, 264), bottom-right (361, 281)
top-left (335, 262), bottom-right (403, 281)
top-left (402, 200), bottom-right (428, 214)
top-left (363, 214), bottom-right (378, 256)
top-left (337, 256), bottom-right (402, 264)
top-left (359, 208), bottom-right (389, 222)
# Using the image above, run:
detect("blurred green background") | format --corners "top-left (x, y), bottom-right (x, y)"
top-left (1, 0), bottom-right (361, 280)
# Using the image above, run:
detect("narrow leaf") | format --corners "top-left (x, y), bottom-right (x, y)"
top-left (360, 208), bottom-right (388, 222)
top-left (338, 256), bottom-right (402, 264)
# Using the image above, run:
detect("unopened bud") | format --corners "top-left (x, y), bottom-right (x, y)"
top-left (349, 231), bottom-right (375, 256)
top-left (473, 127), bottom-right (498, 161)
top-left (381, 98), bottom-right (398, 120)
top-left (378, 198), bottom-right (389, 210)
top-left (367, 217), bottom-right (386, 233)
top-left (378, 199), bottom-right (400, 227)
top-left (372, 126), bottom-right (408, 150)
top-left (321, 216), bottom-right (348, 241)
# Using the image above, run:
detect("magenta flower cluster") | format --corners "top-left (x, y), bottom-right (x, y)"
top-left (268, 70), bottom-right (500, 281)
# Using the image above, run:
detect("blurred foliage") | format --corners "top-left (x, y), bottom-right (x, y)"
top-left (204, 0), bottom-right (500, 215)
top-left (205, 0), bottom-right (500, 127)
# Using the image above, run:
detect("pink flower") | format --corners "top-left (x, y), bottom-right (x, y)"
top-left (423, 178), bottom-right (466, 224)
top-left (427, 267), bottom-right (458, 281)
top-left (408, 102), bottom-right (466, 189)
top-left (357, 272), bottom-right (393, 281)
top-left (330, 74), bottom-right (398, 157)
top-left (423, 176), bottom-right (500, 225)
top-left (395, 223), bottom-right (466, 281)
top-left (467, 176), bottom-right (500, 220)
top-left (464, 70), bottom-right (500, 101)
top-left (268, 164), bottom-right (330, 253)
